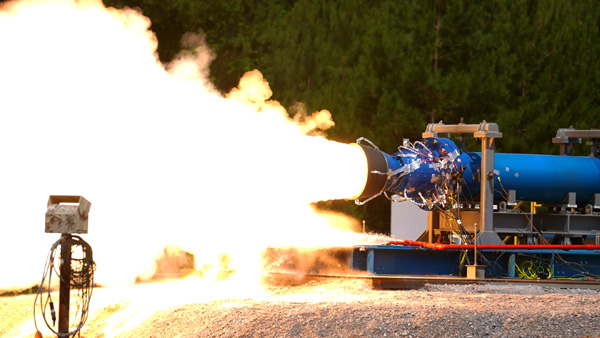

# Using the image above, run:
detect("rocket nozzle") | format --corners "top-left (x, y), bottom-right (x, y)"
top-left (354, 143), bottom-right (389, 200)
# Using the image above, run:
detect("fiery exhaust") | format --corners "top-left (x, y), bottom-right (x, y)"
top-left (0, 0), bottom-right (380, 336)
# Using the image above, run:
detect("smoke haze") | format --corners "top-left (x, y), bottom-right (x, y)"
top-left (0, 0), bottom-right (369, 289)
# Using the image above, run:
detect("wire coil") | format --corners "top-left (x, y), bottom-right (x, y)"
top-left (34, 235), bottom-right (95, 338)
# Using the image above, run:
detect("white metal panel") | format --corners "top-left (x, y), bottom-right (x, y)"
top-left (390, 199), bottom-right (427, 240)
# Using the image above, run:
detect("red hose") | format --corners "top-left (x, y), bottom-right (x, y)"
top-left (387, 239), bottom-right (600, 251)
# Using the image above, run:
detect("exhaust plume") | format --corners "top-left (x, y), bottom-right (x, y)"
top-left (0, 0), bottom-right (369, 291)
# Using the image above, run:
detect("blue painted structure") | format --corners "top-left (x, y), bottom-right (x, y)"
top-left (352, 245), bottom-right (461, 276)
top-left (351, 245), bottom-right (600, 280)
top-left (375, 137), bottom-right (600, 205)
top-left (465, 152), bottom-right (600, 204)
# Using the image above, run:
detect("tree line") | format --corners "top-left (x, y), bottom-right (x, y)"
top-left (103, 0), bottom-right (600, 233)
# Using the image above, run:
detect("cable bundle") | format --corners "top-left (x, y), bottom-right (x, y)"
top-left (34, 235), bottom-right (95, 338)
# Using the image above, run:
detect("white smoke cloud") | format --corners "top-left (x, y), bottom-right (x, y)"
top-left (0, 0), bottom-right (367, 290)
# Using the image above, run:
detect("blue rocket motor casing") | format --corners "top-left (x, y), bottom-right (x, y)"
top-left (356, 138), bottom-right (600, 206)
top-left (356, 138), bottom-right (463, 204)
top-left (460, 152), bottom-right (600, 204)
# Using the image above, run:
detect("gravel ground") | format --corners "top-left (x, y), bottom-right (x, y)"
top-left (3, 279), bottom-right (600, 338)
top-left (0, 294), bottom-right (36, 337)
top-left (119, 280), bottom-right (600, 338)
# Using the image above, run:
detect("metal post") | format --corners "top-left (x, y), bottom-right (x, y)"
top-left (467, 221), bottom-right (484, 279)
top-left (475, 126), bottom-right (504, 245)
top-left (476, 137), bottom-right (503, 244)
top-left (59, 235), bottom-right (72, 335)
top-left (474, 222), bottom-right (478, 266)
top-left (43, 196), bottom-right (92, 337)
top-left (481, 137), bottom-right (494, 231)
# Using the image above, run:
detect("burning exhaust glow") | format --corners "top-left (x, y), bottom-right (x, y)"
top-left (0, 1), bottom-right (384, 336)
top-left (0, 0), bottom-right (373, 293)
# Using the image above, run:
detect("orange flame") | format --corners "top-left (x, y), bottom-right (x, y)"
top-left (0, 1), bottom-right (379, 336)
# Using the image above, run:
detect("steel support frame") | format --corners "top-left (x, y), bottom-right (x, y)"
top-left (552, 127), bottom-right (600, 157)
top-left (423, 120), bottom-right (504, 244)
